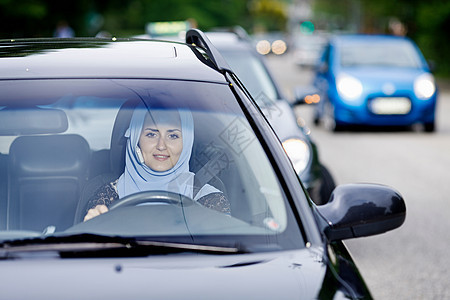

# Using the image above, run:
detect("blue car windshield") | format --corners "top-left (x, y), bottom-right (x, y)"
top-left (340, 41), bottom-right (422, 68)
top-left (0, 78), bottom-right (305, 251)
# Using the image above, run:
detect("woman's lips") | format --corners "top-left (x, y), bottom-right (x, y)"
top-left (153, 154), bottom-right (169, 161)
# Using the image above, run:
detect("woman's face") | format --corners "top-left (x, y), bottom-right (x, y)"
top-left (138, 111), bottom-right (183, 172)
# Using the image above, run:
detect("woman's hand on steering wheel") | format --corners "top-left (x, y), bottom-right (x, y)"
top-left (84, 204), bottom-right (109, 222)
top-left (83, 191), bottom-right (194, 222)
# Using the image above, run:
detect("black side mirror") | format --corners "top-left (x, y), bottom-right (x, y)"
top-left (315, 183), bottom-right (406, 241)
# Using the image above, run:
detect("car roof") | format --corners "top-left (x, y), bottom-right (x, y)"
top-left (0, 38), bottom-right (226, 83)
top-left (205, 32), bottom-right (253, 52)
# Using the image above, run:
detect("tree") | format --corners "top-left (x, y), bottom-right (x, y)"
top-left (313, 0), bottom-right (450, 76)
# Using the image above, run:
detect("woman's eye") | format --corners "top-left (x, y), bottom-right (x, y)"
top-left (146, 132), bottom-right (157, 138)
top-left (168, 133), bottom-right (180, 140)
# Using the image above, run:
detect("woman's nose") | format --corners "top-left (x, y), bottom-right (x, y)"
top-left (156, 137), bottom-right (167, 150)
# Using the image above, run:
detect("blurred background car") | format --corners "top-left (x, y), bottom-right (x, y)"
top-left (206, 29), bottom-right (335, 204)
top-left (292, 32), bottom-right (329, 69)
top-left (310, 34), bottom-right (438, 132)
top-left (252, 31), bottom-right (289, 56)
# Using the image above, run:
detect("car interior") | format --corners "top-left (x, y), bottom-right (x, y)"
top-left (0, 95), bottom-right (277, 234)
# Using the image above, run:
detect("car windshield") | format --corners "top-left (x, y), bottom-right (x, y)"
top-left (294, 35), bottom-right (327, 51)
top-left (0, 78), bottom-right (304, 251)
top-left (340, 40), bottom-right (422, 68)
top-left (219, 50), bottom-right (279, 104)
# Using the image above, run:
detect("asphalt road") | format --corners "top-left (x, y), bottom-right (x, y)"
top-left (265, 53), bottom-right (450, 299)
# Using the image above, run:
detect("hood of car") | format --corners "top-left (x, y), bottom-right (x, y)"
top-left (0, 248), bottom-right (342, 299)
top-left (340, 66), bottom-right (426, 93)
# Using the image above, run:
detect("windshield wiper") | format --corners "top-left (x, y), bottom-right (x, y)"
top-left (0, 234), bottom-right (242, 259)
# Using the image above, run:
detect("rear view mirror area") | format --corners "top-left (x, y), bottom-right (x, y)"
top-left (0, 107), bottom-right (68, 135)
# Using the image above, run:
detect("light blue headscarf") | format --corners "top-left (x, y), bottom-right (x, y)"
top-left (117, 106), bottom-right (196, 199)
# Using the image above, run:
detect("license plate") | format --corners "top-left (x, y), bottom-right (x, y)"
top-left (369, 97), bottom-right (411, 115)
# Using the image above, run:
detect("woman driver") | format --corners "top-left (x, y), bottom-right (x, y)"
top-left (84, 106), bottom-right (230, 221)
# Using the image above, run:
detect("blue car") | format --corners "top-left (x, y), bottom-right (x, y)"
top-left (312, 34), bottom-right (437, 132)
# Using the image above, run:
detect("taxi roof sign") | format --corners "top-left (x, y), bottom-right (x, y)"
top-left (146, 21), bottom-right (191, 37)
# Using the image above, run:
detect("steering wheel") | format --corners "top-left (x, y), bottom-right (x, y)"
top-left (109, 191), bottom-right (195, 210)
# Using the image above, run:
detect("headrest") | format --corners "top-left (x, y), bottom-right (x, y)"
top-left (9, 134), bottom-right (90, 178)
top-left (109, 100), bottom-right (138, 176)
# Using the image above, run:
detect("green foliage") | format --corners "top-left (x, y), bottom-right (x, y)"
top-left (0, 0), bottom-right (253, 38)
top-left (415, 2), bottom-right (450, 76)
top-left (249, 0), bottom-right (288, 31)
top-left (0, 0), bottom-right (295, 38)
top-left (313, 0), bottom-right (450, 77)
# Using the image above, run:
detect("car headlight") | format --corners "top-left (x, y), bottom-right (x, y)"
top-left (337, 73), bottom-right (363, 101)
top-left (271, 40), bottom-right (287, 55)
top-left (282, 138), bottom-right (310, 175)
top-left (414, 73), bottom-right (435, 99)
top-left (256, 40), bottom-right (271, 55)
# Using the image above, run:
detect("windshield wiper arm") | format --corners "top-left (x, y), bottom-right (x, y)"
top-left (0, 241), bottom-right (127, 254)
top-left (0, 234), bottom-right (241, 258)
top-left (134, 240), bottom-right (240, 253)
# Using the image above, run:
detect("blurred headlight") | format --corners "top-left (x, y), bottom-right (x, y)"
top-left (414, 73), bottom-right (435, 99)
top-left (271, 40), bottom-right (287, 55)
top-left (256, 40), bottom-right (271, 55)
top-left (337, 73), bottom-right (363, 101)
top-left (282, 138), bottom-right (310, 175)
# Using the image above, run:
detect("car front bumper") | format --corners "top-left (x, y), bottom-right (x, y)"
top-left (333, 93), bottom-right (437, 126)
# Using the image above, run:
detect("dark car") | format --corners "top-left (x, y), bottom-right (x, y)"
top-left (0, 30), bottom-right (406, 299)
top-left (205, 29), bottom-right (335, 205)
top-left (311, 34), bottom-right (437, 132)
